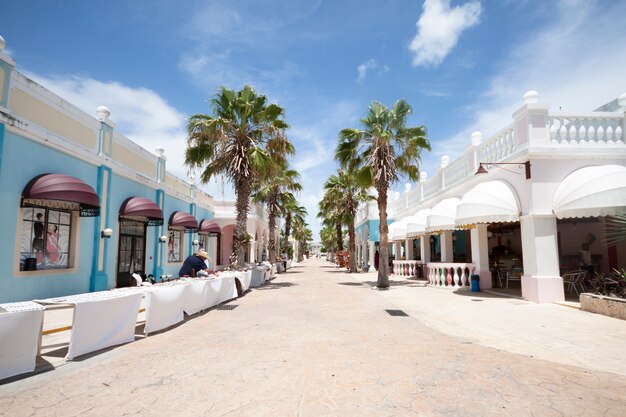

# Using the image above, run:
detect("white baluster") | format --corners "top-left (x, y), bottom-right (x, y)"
top-left (549, 123), bottom-right (557, 141)
top-left (453, 268), bottom-right (460, 287)
top-left (568, 124), bottom-right (577, 141)
top-left (587, 125), bottom-right (596, 143)
top-left (615, 125), bottom-right (623, 143)
top-left (559, 124), bottom-right (567, 142)
top-left (440, 267), bottom-right (446, 286)
top-left (460, 267), bottom-right (467, 286)
top-left (597, 125), bottom-right (605, 142)
top-left (606, 126), bottom-right (614, 142)
top-left (578, 125), bottom-right (586, 143)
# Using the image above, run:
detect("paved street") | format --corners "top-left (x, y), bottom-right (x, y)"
top-left (1, 258), bottom-right (626, 416)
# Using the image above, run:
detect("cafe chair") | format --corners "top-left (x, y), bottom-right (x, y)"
top-left (562, 270), bottom-right (586, 295)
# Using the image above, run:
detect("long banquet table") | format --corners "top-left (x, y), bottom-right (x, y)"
top-left (34, 291), bottom-right (143, 360)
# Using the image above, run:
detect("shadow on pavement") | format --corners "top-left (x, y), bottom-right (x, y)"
top-left (337, 282), bottom-right (365, 286)
top-left (255, 282), bottom-right (298, 290)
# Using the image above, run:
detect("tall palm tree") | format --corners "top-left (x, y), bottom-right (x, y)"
top-left (336, 99), bottom-right (430, 287)
top-left (185, 85), bottom-right (289, 267)
top-left (282, 195), bottom-right (307, 255)
top-left (323, 170), bottom-right (373, 272)
top-left (252, 169), bottom-right (301, 263)
top-left (318, 191), bottom-right (345, 253)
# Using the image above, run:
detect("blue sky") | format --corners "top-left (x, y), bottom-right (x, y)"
top-left (2, 0), bottom-right (626, 239)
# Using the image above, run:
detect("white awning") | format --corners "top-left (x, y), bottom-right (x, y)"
top-left (406, 209), bottom-right (431, 237)
top-left (553, 165), bottom-right (626, 219)
top-left (388, 218), bottom-right (410, 241)
top-left (455, 181), bottom-right (521, 226)
top-left (426, 197), bottom-right (461, 233)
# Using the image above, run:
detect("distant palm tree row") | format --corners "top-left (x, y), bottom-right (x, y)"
top-left (320, 99), bottom-right (431, 287)
top-left (184, 85), bottom-right (311, 267)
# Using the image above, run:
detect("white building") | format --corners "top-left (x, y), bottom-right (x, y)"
top-left (355, 91), bottom-right (626, 303)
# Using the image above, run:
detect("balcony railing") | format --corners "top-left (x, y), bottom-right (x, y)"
top-left (426, 262), bottom-right (475, 288)
top-left (392, 260), bottom-right (424, 278)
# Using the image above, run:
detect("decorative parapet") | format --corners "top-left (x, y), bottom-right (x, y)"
top-left (549, 113), bottom-right (623, 145)
top-left (384, 90), bottom-right (626, 218)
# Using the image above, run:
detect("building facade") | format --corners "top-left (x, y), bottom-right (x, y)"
top-left (0, 40), bottom-right (269, 303)
top-left (355, 91), bottom-right (626, 303)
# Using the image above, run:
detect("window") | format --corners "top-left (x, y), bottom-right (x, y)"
top-left (198, 233), bottom-right (207, 251)
top-left (20, 207), bottom-right (72, 271)
top-left (167, 229), bottom-right (182, 262)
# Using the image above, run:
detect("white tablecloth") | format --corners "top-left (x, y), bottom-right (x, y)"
top-left (250, 268), bottom-right (267, 287)
top-left (219, 270), bottom-right (252, 292)
top-left (35, 291), bottom-right (143, 360)
top-left (206, 276), bottom-right (238, 306)
top-left (0, 301), bottom-right (45, 380)
top-left (143, 284), bottom-right (189, 335)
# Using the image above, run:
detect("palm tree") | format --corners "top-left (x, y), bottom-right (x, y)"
top-left (319, 224), bottom-right (338, 258)
top-left (323, 169), bottom-right (373, 273)
top-left (292, 217), bottom-right (312, 262)
top-left (336, 99), bottom-right (430, 287)
top-left (282, 195), bottom-right (307, 255)
top-left (318, 192), bottom-right (345, 253)
top-left (253, 168), bottom-right (301, 263)
top-left (185, 85), bottom-right (289, 267)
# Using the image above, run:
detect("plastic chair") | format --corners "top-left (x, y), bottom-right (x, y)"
top-left (507, 268), bottom-right (523, 288)
top-left (563, 270), bottom-right (586, 295)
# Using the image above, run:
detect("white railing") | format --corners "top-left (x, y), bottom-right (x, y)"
top-left (426, 262), bottom-right (475, 288)
top-left (549, 114), bottom-right (624, 144)
top-left (443, 153), bottom-right (471, 190)
top-left (392, 260), bottom-right (424, 278)
top-left (476, 123), bottom-right (516, 163)
top-left (422, 171), bottom-right (442, 199)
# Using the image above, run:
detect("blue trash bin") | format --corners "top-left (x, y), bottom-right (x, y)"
top-left (470, 274), bottom-right (480, 292)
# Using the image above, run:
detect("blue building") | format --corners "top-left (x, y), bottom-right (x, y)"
top-left (0, 40), bottom-right (269, 303)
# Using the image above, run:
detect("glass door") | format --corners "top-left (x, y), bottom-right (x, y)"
top-left (116, 219), bottom-right (147, 287)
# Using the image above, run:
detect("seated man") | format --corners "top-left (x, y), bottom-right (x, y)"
top-left (179, 250), bottom-right (213, 277)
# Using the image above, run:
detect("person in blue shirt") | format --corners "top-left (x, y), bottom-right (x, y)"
top-left (179, 250), bottom-right (212, 277)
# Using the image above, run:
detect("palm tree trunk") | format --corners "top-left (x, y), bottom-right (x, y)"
top-left (283, 214), bottom-right (292, 253)
top-left (268, 204), bottom-right (277, 263)
top-left (348, 221), bottom-right (357, 273)
top-left (335, 222), bottom-right (344, 251)
top-left (377, 186), bottom-right (389, 287)
top-left (235, 177), bottom-right (251, 268)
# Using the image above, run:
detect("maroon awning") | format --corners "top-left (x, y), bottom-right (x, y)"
top-left (22, 173), bottom-right (100, 217)
top-left (199, 219), bottom-right (221, 234)
top-left (169, 211), bottom-right (198, 231)
top-left (119, 197), bottom-right (164, 226)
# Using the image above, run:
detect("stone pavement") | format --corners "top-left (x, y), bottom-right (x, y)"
top-left (1, 258), bottom-right (626, 416)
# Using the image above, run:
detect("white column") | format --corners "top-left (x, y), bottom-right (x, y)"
top-left (520, 214), bottom-right (564, 303)
top-left (440, 231), bottom-right (454, 262)
top-left (420, 236), bottom-right (431, 263)
top-left (470, 224), bottom-right (492, 289)
top-left (368, 241), bottom-right (376, 272)
top-left (249, 241), bottom-right (256, 263)
top-left (393, 241), bottom-right (401, 258)
top-left (405, 238), bottom-right (413, 260)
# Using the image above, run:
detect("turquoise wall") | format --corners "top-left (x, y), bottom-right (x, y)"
top-left (0, 130), bottom-right (98, 302)
top-left (0, 128), bottom-right (215, 301)
top-left (355, 218), bottom-right (393, 243)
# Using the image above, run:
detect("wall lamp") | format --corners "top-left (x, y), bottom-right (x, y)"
top-left (475, 161), bottom-right (531, 179)
top-left (159, 235), bottom-right (168, 243)
top-left (192, 239), bottom-right (200, 246)
top-left (101, 228), bottom-right (113, 239)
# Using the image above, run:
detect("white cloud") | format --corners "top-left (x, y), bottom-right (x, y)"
top-left (24, 72), bottom-right (237, 200)
top-left (409, 0), bottom-right (482, 67)
top-left (357, 59), bottom-right (378, 82)
top-left (422, 0), bottom-right (626, 172)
